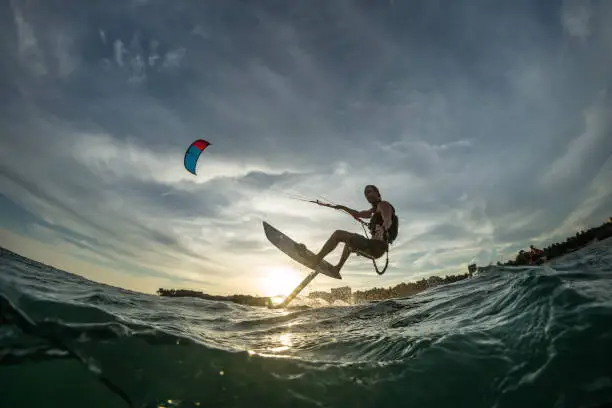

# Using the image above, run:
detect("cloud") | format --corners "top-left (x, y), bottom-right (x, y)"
top-left (561, 0), bottom-right (592, 40)
top-left (539, 91), bottom-right (612, 189)
top-left (13, 4), bottom-right (47, 76)
top-left (1, 0), bottom-right (611, 297)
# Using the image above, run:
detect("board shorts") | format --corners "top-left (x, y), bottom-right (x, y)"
top-left (347, 233), bottom-right (387, 259)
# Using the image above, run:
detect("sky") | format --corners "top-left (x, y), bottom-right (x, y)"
top-left (1, 0), bottom-right (611, 298)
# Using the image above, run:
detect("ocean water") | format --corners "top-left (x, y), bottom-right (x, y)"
top-left (1, 242), bottom-right (612, 408)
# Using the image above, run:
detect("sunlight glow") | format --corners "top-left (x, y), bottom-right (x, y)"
top-left (261, 266), bottom-right (303, 297)
top-left (269, 296), bottom-right (285, 306)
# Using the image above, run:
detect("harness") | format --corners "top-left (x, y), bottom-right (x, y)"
top-left (358, 216), bottom-right (390, 275)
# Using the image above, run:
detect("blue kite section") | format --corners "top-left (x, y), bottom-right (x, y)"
top-left (184, 145), bottom-right (202, 175)
top-left (183, 139), bottom-right (210, 175)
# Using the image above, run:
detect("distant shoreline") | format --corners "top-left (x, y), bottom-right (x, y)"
top-left (156, 288), bottom-right (271, 307)
top-left (156, 273), bottom-right (471, 307)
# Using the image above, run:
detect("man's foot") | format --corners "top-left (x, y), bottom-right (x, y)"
top-left (295, 243), bottom-right (315, 265)
top-left (296, 243), bottom-right (326, 269)
top-left (295, 243), bottom-right (309, 256)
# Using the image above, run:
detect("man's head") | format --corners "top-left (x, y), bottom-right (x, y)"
top-left (364, 184), bottom-right (381, 204)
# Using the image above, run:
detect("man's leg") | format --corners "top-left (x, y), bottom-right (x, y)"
top-left (311, 230), bottom-right (354, 266)
top-left (332, 243), bottom-right (352, 274)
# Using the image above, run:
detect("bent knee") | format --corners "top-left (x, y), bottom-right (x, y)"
top-left (332, 229), bottom-right (352, 240)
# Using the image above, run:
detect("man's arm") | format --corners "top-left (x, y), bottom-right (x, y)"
top-left (334, 205), bottom-right (373, 219)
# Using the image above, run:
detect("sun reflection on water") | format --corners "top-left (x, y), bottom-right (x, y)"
top-left (268, 332), bottom-right (293, 353)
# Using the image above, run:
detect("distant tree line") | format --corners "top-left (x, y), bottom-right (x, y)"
top-left (157, 273), bottom-right (470, 307)
top-left (352, 273), bottom-right (469, 303)
top-left (156, 288), bottom-right (270, 307)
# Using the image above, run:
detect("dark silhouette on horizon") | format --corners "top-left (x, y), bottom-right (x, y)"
top-left (155, 288), bottom-right (271, 307)
top-left (157, 273), bottom-right (471, 307)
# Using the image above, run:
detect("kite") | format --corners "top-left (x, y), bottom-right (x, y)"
top-left (184, 139), bottom-right (211, 175)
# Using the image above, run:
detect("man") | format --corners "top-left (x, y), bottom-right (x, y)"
top-left (298, 184), bottom-right (399, 276)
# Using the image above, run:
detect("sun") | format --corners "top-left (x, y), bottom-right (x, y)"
top-left (261, 266), bottom-right (303, 297)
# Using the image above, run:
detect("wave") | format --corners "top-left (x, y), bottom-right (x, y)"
top-left (1, 244), bottom-right (612, 407)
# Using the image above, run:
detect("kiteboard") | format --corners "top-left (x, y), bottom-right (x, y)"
top-left (262, 221), bottom-right (341, 280)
